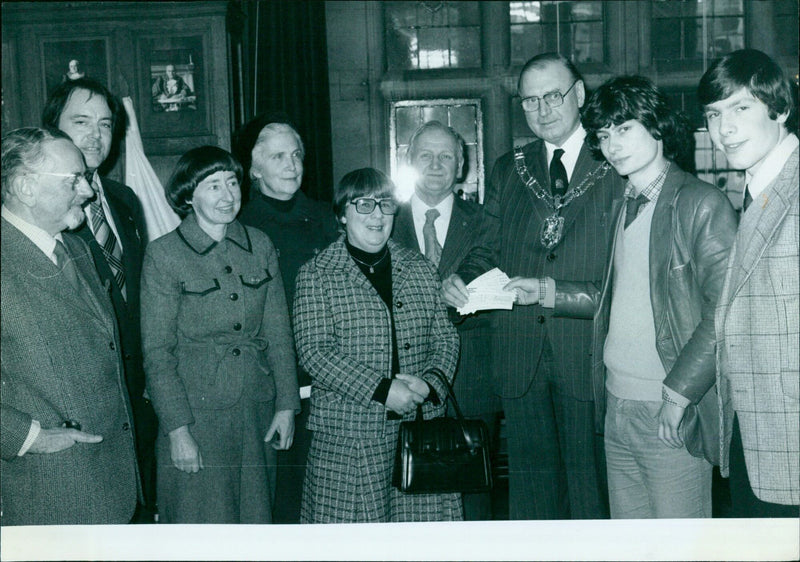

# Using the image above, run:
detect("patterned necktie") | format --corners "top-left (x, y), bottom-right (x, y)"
top-left (743, 185), bottom-right (753, 212)
top-left (624, 193), bottom-right (649, 229)
top-left (423, 208), bottom-right (442, 267)
top-left (89, 194), bottom-right (126, 299)
top-left (53, 240), bottom-right (82, 293)
top-left (550, 148), bottom-right (569, 199)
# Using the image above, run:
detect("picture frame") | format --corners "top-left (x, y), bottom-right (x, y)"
top-left (41, 37), bottom-right (110, 97)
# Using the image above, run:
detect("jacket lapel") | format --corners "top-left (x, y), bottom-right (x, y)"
top-left (727, 149), bottom-right (799, 298)
top-left (438, 198), bottom-right (472, 275)
top-left (558, 144), bottom-right (611, 236)
top-left (392, 204), bottom-right (419, 252)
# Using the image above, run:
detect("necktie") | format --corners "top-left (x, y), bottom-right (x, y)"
top-left (89, 195), bottom-right (126, 300)
top-left (743, 185), bottom-right (753, 212)
top-left (550, 148), bottom-right (568, 199)
top-left (53, 240), bottom-right (82, 293)
top-left (423, 208), bottom-right (442, 267)
top-left (624, 193), bottom-right (649, 229)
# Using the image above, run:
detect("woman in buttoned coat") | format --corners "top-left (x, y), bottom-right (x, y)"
top-left (293, 168), bottom-right (462, 523)
top-left (141, 146), bottom-right (300, 523)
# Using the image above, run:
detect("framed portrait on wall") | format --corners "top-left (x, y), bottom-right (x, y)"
top-left (138, 34), bottom-right (209, 140)
top-left (41, 37), bottom-right (110, 97)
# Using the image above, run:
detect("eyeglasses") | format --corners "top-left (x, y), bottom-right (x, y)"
top-left (519, 81), bottom-right (579, 112)
top-left (350, 197), bottom-right (398, 215)
top-left (30, 171), bottom-right (90, 190)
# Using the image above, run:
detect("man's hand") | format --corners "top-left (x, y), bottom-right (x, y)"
top-left (386, 379), bottom-right (426, 416)
top-left (169, 425), bottom-right (203, 473)
top-left (657, 402), bottom-right (686, 448)
top-left (27, 427), bottom-right (103, 454)
top-left (441, 274), bottom-right (470, 308)
top-left (265, 409), bottom-right (296, 450)
top-left (504, 277), bottom-right (541, 305)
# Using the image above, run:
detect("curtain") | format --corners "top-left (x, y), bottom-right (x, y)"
top-left (228, 0), bottom-right (334, 203)
top-left (122, 97), bottom-right (181, 241)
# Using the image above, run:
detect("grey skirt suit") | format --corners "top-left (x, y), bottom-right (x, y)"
top-left (293, 238), bottom-right (462, 522)
top-left (141, 215), bottom-right (299, 523)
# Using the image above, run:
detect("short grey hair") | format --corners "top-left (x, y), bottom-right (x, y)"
top-left (250, 122), bottom-right (305, 178)
top-left (406, 120), bottom-right (465, 166)
top-left (1, 127), bottom-right (72, 201)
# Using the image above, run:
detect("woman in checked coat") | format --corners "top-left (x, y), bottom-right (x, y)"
top-left (141, 146), bottom-right (299, 523)
top-left (293, 168), bottom-right (462, 522)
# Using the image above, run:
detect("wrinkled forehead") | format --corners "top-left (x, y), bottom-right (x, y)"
top-left (520, 61), bottom-right (574, 94)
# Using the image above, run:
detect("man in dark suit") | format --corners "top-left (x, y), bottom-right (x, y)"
top-left (42, 78), bottom-right (157, 522)
top-left (1, 127), bottom-right (139, 525)
top-left (392, 120), bottom-right (500, 520)
top-left (442, 53), bottom-right (623, 520)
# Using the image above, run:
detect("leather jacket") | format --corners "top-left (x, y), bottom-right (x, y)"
top-left (551, 165), bottom-right (738, 432)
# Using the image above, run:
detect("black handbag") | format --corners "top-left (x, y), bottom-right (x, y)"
top-left (392, 371), bottom-right (493, 494)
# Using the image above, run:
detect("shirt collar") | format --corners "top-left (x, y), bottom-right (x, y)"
top-left (1, 204), bottom-right (61, 261)
top-left (545, 125), bottom-right (586, 179)
top-left (410, 191), bottom-right (454, 219)
top-left (624, 160), bottom-right (671, 202)
top-left (746, 132), bottom-right (799, 201)
top-left (177, 213), bottom-right (252, 255)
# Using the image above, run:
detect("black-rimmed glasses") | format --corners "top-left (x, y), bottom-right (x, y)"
top-left (519, 80), bottom-right (579, 112)
top-left (350, 197), bottom-right (398, 215)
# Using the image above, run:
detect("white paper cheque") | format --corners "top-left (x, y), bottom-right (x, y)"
top-left (456, 268), bottom-right (517, 315)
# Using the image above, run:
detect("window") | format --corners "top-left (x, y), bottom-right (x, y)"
top-left (651, 0), bottom-right (744, 66)
top-left (385, 1), bottom-right (481, 70)
top-left (390, 99), bottom-right (485, 202)
top-left (510, 1), bottom-right (604, 65)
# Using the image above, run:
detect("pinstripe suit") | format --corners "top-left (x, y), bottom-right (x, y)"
top-left (716, 146), bottom-right (799, 507)
top-left (293, 237), bottom-right (462, 522)
top-left (457, 139), bottom-right (623, 519)
top-left (1, 219), bottom-right (139, 525)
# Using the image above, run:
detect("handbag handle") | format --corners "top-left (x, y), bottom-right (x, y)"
top-left (415, 369), bottom-right (480, 455)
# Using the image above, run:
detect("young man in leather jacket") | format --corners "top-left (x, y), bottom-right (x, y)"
top-left (506, 76), bottom-right (738, 518)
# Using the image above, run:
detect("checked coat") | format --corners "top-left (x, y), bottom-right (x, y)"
top-left (455, 138), bottom-right (624, 520)
top-left (716, 146), bottom-right (799, 505)
top-left (293, 237), bottom-right (462, 522)
top-left (1, 219), bottom-right (139, 525)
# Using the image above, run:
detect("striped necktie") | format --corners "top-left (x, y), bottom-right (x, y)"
top-left (423, 208), bottom-right (442, 267)
top-left (89, 190), bottom-right (126, 300)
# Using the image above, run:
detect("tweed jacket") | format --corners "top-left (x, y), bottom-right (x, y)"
top-left (715, 146), bottom-right (799, 505)
top-left (1, 218), bottom-right (138, 525)
top-left (141, 215), bottom-right (300, 434)
top-left (456, 140), bottom-right (625, 399)
top-left (393, 197), bottom-right (497, 415)
top-left (551, 165), bottom-right (738, 433)
top-left (73, 177), bottom-right (149, 401)
top-left (293, 237), bottom-right (460, 439)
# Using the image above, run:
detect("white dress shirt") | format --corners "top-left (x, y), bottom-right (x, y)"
top-left (544, 124), bottom-right (587, 182)
top-left (410, 192), bottom-right (454, 254)
top-left (84, 171), bottom-right (124, 251)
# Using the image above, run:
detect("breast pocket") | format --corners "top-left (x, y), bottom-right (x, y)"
top-left (240, 269), bottom-right (272, 290)
top-left (180, 278), bottom-right (221, 296)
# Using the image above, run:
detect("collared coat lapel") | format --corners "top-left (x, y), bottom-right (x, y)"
top-left (558, 144), bottom-right (612, 238)
top-left (438, 197), bottom-right (474, 275)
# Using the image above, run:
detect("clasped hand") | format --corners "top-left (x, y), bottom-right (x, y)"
top-left (386, 374), bottom-right (429, 416)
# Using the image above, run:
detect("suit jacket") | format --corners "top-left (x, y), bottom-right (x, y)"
top-left (553, 165), bottom-right (738, 434)
top-left (141, 216), bottom-right (300, 434)
top-left (715, 146), bottom-right (799, 505)
top-left (293, 238), bottom-right (460, 439)
top-left (393, 197), bottom-right (498, 415)
top-left (0, 219), bottom-right (138, 525)
top-left (73, 177), bottom-right (148, 401)
top-left (457, 140), bottom-right (625, 399)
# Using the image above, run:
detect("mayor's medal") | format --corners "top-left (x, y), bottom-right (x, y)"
top-left (513, 148), bottom-right (610, 250)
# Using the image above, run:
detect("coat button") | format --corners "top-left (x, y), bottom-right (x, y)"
top-left (231, 348), bottom-right (241, 356)
top-left (233, 322), bottom-right (242, 331)
top-left (224, 265), bottom-right (233, 274)
top-left (122, 422), bottom-right (130, 431)
top-left (537, 315), bottom-right (545, 324)
top-left (547, 252), bottom-right (556, 262)
top-left (404, 343), bottom-right (411, 350)
top-left (396, 301), bottom-right (403, 308)
top-left (230, 293), bottom-right (239, 301)
top-left (109, 342), bottom-right (116, 350)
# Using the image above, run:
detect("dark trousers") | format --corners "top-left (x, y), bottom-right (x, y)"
top-left (131, 396), bottom-right (159, 523)
top-left (729, 416), bottom-right (799, 518)
top-left (502, 342), bottom-right (608, 520)
top-left (272, 397), bottom-right (311, 523)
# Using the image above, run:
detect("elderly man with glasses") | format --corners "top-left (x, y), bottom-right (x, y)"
top-left (442, 52), bottom-right (624, 520)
